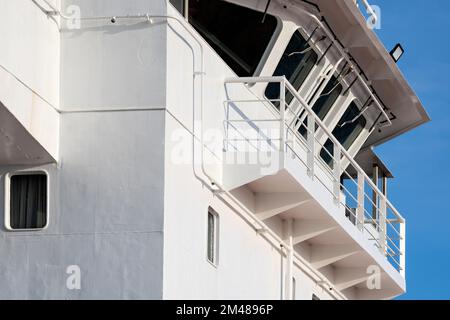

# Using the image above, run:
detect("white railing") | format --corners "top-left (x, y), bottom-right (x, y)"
top-left (354, 0), bottom-right (378, 25)
top-left (224, 76), bottom-right (405, 277)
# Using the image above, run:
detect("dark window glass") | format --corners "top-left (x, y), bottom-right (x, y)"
top-left (312, 75), bottom-right (343, 120)
top-left (298, 75), bottom-right (343, 136)
top-left (169, 0), bottom-right (185, 15)
top-left (312, 294), bottom-right (320, 300)
top-left (10, 174), bottom-right (47, 229)
top-left (265, 31), bottom-right (318, 108)
top-left (189, 0), bottom-right (278, 77)
top-left (320, 102), bottom-right (367, 165)
top-left (207, 208), bottom-right (217, 264)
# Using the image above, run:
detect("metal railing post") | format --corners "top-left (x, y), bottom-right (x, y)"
top-left (357, 172), bottom-right (365, 231)
top-left (379, 196), bottom-right (387, 256)
top-left (333, 143), bottom-right (341, 203)
top-left (372, 165), bottom-right (379, 220)
top-left (280, 80), bottom-right (286, 153)
top-left (307, 112), bottom-right (315, 178)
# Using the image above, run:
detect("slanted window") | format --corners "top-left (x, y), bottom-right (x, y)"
top-left (207, 207), bottom-right (219, 265)
top-left (188, 0), bottom-right (278, 77)
top-left (6, 172), bottom-right (48, 230)
top-left (298, 75), bottom-right (343, 136)
top-left (265, 30), bottom-right (319, 108)
top-left (320, 102), bottom-right (367, 165)
top-left (169, 0), bottom-right (186, 16)
top-left (312, 294), bottom-right (320, 300)
top-left (311, 75), bottom-right (343, 121)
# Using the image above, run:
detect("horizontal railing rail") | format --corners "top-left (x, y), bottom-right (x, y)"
top-left (224, 76), bottom-right (406, 276)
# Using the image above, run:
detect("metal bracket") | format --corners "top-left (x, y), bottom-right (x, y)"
top-left (256, 227), bottom-right (269, 234)
top-left (45, 10), bottom-right (58, 17)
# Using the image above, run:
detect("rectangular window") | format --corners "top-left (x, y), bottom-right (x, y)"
top-left (320, 101), bottom-right (367, 166)
top-left (6, 172), bottom-right (48, 230)
top-left (188, 0), bottom-right (278, 77)
top-left (298, 74), bottom-right (343, 137)
top-left (207, 207), bottom-right (219, 265)
top-left (265, 30), bottom-right (318, 108)
top-left (311, 75), bottom-right (343, 121)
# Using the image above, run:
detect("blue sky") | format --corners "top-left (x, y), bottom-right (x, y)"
top-left (372, 1), bottom-right (450, 299)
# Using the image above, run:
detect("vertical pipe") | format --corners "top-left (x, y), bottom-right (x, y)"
top-left (284, 219), bottom-right (294, 300)
top-left (280, 245), bottom-right (285, 300)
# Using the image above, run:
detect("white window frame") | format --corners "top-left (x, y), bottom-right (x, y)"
top-left (184, 0), bottom-right (282, 80)
top-left (263, 26), bottom-right (328, 105)
top-left (4, 170), bottom-right (50, 231)
top-left (206, 207), bottom-right (219, 267)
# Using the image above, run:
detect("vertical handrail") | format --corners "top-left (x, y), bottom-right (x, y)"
top-left (333, 144), bottom-right (342, 203)
top-left (357, 172), bottom-right (365, 231)
top-left (379, 196), bottom-right (387, 255)
top-left (280, 81), bottom-right (286, 168)
top-left (307, 113), bottom-right (315, 178)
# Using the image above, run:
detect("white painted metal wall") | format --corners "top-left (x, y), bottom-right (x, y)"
top-left (0, 0), bottom-right (60, 161)
top-left (0, 0), bottom-right (168, 299)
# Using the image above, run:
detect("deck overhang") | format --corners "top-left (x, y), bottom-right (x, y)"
top-left (0, 65), bottom-right (59, 166)
top-left (0, 103), bottom-right (55, 165)
top-left (225, 152), bottom-right (405, 299)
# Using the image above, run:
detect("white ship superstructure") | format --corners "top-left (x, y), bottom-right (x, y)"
top-left (0, 0), bottom-right (428, 299)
